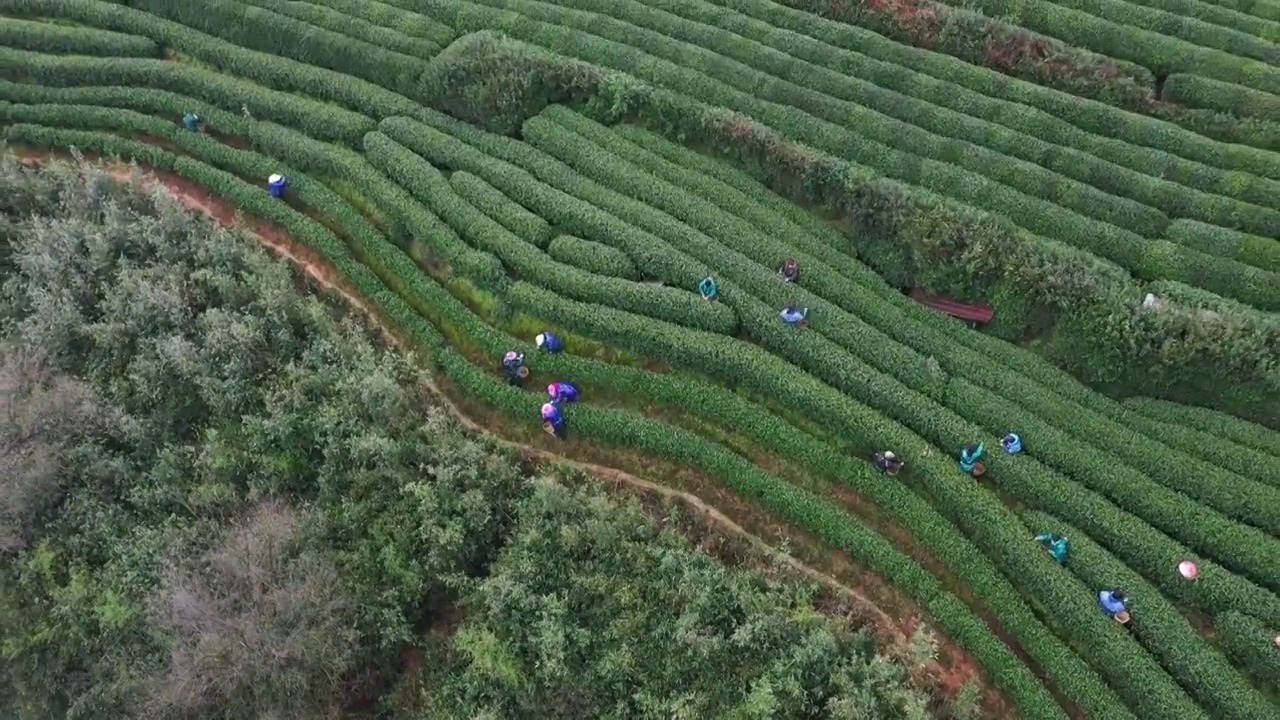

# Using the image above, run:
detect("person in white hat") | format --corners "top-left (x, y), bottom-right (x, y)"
top-left (534, 331), bottom-right (564, 353)
top-left (267, 173), bottom-right (289, 198)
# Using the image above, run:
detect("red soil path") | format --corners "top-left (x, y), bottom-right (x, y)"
top-left (18, 154), bottom-right (1004, 713)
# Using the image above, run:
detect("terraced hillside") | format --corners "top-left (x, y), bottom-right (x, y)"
top-left (2, 0), bottom-right (1278, 718)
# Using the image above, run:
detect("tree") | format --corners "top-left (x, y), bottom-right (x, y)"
top-left (0, 344), bottom-right (112, 553)
top-left (143, 500), bottom-right (358, 720)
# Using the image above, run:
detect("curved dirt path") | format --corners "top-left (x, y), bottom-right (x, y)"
top-left (26, 156), bottom-right (996, 707)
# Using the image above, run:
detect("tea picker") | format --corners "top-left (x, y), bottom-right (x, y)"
top-left (182, 112), bottom-right (202, 132)
top-left (548, 381), bottom-right (580, 405)
top-left (1098, 589), bottom-right (1131, 625)
top-left (698, 276), bottom-right (718, 302)
top-left (780, 304), bottom-right (809, 326)
top-left (542, 401), bottom-right (567, 439)
top-left (535, 331), bottom-right (565, 354)
top-left (1033, 533), bottom-right (1070, 565)
top-left (779, 258), bottom-right (800, 283)
top-left (959, 442), bottom-right (986, 477)
top-left (873, 450), bottom-right (904, 476)
top-left (502, 350), bottom-right (528, 387)
top-left (1001, 433), bottom-right (1024, 454)
top-left (267, 173), bottom-right (289, 199)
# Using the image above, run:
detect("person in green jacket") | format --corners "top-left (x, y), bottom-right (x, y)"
top-left (698, 276), bottom-right (718, 301)
top-left (1034, 533), bottom-right (1070, 565)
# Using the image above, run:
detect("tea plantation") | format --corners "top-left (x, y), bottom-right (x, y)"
top-left (2, 0), bottom-right (1277, 717)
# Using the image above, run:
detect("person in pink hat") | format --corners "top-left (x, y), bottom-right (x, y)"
top-left (502, 350), bottom-right (527, 387)
top-left (547, 381), bottom-right (580, 405)
top-left (541, 402), bottom-right (567, 439)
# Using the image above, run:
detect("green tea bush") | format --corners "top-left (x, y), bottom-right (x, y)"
top-left (547, 234), bottom-right (639, 279)
top-left (1114, 407), bottom-right (1280, 488)
top-left (538, 107), bottom-right (1280, 535)
top-left (631, 0), bottom-right (1280, 209)
top-left (393, 100), bottom-right (1280, 627)
top-left (707, 0), bottom-right (1280, 179)
top-left (952, 0), bottom-right (1280, 94)
top-left (449, 170), bottom-right (553, 248)
top-left (409, 10), bottom-right (1279, 311)
top-left (0, 16), bottom-right (159, 56)
top-left (1163, 73), bottom-right (1280, 123)
top-left (115, 0), bottom-right (429, 96)
top-left (0, 49), bottom-right (376, 145)
top-left (1122, 398), bottom-right (1280, 458)
top-left (1021, 0), bottom-right (1280, 61)
top-left (513, 111), bottom-right (1280, 590)
top-left (304, 0), bottom-right (457, 46)
top-left (234, 0), bottom-right (444, 59)
top-left (1216, 611), bottom-right (1280, 692)
top-left (1114, 0), bottom-right (1280, 37)
top-left (3, 0), bottom-right (425, 125)
top-left (503, 0), bottom-right (1280, 236)
top-left (1163, 219), bottom-right (1280, 272)
top-left (363, 131), bottom-right (738, 334)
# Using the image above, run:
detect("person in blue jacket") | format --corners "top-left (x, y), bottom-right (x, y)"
top-left (542, 401), bottom-right (567, 439)
top-left (1034, 533), bottom-right (1070, 565)
top-left (182, 112), bottom-right (202, 132)
top-left (547, 381), bottom-right (579, 405)
top-left (959, 442), bottom-right (986, 476)
top-left (1098, 589), bottom-right (1130, 623)
top-left (698, 276), bottom-right (718, 302)
top-left (1002, 433), bottom-right (1024, 454)
top-left (780, 304), bottom-right (809, 326)
top-left (535, 332), bottom-right (565, 353)
top-left (267, 173), bottom-right (289, 199)
top-left (873, 451), bottom-right (904, 476)
top-left (502, 350), bottom-right (527, 387)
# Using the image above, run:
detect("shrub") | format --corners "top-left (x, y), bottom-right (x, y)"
top-left (716, 0), bottom-right (1280, 179)
top-left (233, 0), bottom-right (443, 59)
top-left (5, 0), bottom-right (424, 125)
top-left (304, 0), bottom-right (457, 46)
top-left (115, 0), bottom-right (429, 96)
top-left (1163, 73), bottom-right (1280, 123)
top-left (1216, 611), bottom-right (1280, 692)
top-left (1122, 397), bottom-right (1280, 458)
top-left (145, 501), bottom-right (358, 720)
top-left (1163, 219), bottom-right (1280, 273)
top-left (416, 29), bottom-right (606, 136)
top-left (957, 0), bottom-right (1280, 93)
top-left (449, 171), bottom-right (552, 248)
top-left (546, 234), bottom-right (638, 279)
top-left (0, 49), bottom-right (376, 146)
top-left (0, 16), bottom-right (160, 56)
